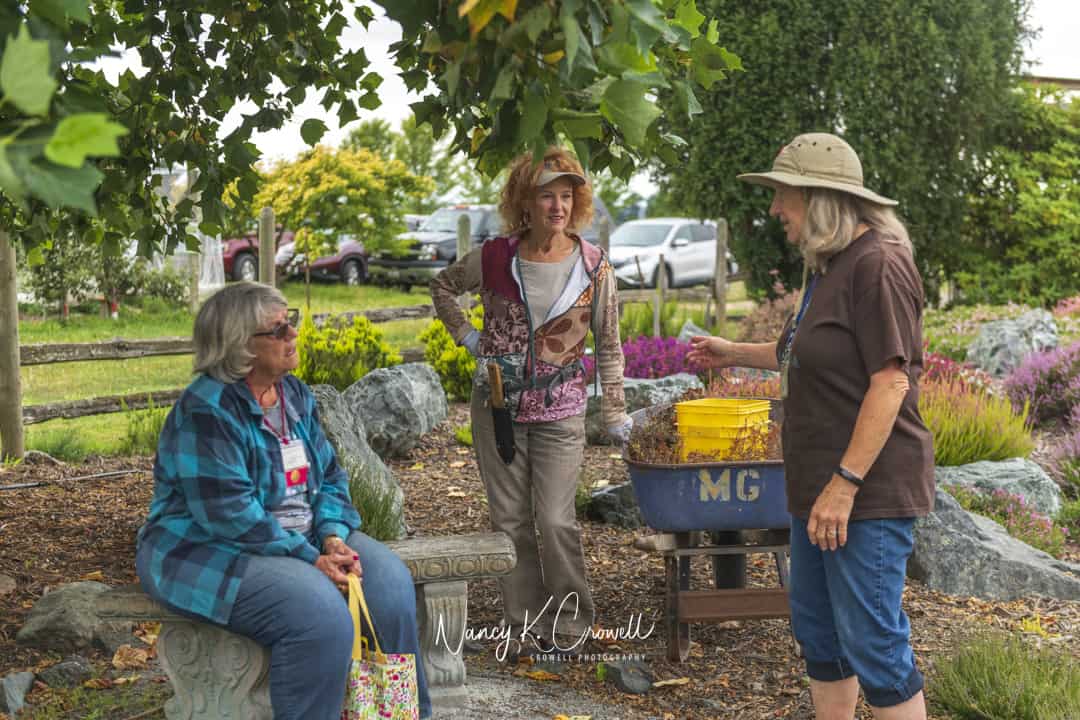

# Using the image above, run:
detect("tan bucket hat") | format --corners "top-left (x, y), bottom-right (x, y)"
top-left (737, 133), bottom-right (896, 206)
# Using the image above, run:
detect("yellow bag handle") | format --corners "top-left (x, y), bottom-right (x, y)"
top-left (346, 574), bottom-right (386, 662)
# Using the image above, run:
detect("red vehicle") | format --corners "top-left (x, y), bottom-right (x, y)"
top-left (274, 233), bottom-right (370, 285)
top-left (221, 230), bottom-right (295, 282)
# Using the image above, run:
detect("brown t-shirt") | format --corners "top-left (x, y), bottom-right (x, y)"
top-left (778, 230), bottom-right (934, 520)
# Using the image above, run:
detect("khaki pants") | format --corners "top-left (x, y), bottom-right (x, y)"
top-left (471, 392), bottom-right (595, 639)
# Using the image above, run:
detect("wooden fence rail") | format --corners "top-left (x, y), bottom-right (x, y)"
top-left (22, 346), bottom-right (425, 425)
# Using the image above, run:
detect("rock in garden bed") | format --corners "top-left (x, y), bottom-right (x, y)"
top-left (935, 458), bottom-right (1063, 517)
top-left (910, 488), bottom-right (1080, 602)
top-left (966, 309), bottom-right (1058, 377)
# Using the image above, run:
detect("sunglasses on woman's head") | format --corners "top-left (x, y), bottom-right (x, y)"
top-left (252, 308), bottom-right (300, 340)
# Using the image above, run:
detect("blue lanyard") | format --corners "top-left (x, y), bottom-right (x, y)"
top-left (781, 273), bottom-right (818, 364)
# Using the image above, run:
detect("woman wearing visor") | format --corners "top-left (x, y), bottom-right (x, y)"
top-left (431, 147), bottom-right (630, 654)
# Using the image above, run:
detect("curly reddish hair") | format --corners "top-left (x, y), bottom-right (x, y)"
top-left (498, 146), bottom-right (594, 234)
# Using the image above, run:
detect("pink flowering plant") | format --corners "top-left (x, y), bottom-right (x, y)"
top-left (1053, 294), bottom-right (1080, 318)
top-left (1047, 428), bottom-right (1080, 497)
top-left (1003, 341), bottom-right (1080, 429)
top-left (584, 335), bottom-right (705, 381)
top-left (922, 348), bottom-right (995, 393)
top-left (944, 486), bottom-right (1069, 559)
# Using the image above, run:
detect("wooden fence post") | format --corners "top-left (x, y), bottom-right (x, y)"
top-left (598, 216), bottom-right (610, 255)
top-left (713, 219), bottom-right (729, 336)
top-left (259, 207), bottom-right (275, 287)
top-left (0, 229), bottom-right (24, 460)
top-left (188, 252), bottom-right (200, 314)
top-left (653, 252), bottom-right (667, 337)
top-left (456, 213), bottom-right (471, 310)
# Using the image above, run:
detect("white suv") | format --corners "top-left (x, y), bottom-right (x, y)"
top-left (608, 218), bottom-right (738, 289)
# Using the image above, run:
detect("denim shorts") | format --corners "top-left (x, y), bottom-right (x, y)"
top-left (788, 515), bottom-right (924, 708)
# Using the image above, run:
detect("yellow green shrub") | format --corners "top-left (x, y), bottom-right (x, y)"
top-left (295, 313), bottom-right (401, 391)
top-left (919, 379), bottom-right (1034, 466)
top-left (419, 303), bottom-right (482, 402)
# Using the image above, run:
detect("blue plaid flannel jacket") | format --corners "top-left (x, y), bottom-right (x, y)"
top-left (136, 373), bottom-right (361, 624)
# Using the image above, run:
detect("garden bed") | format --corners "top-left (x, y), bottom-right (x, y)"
top-left (1, 403), bottom-right (1078, 719)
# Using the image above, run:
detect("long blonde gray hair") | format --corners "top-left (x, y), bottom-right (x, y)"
top-left (798, 187), bottom-right (911, 272)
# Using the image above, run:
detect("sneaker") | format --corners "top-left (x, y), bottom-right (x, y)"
top-left (632, 533), bottom-right (678, 552)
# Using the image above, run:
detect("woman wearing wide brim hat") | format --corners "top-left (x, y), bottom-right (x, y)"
top-left (689, 133), bottom-right (933, 720)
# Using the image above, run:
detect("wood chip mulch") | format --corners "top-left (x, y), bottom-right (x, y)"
top-left (1, 402), bottom-right (1077, 720)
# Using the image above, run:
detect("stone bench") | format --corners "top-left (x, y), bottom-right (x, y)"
top-left (97, 532), bottom-right (515, 719)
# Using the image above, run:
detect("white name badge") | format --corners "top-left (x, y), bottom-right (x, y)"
top-left (280, 440), bottom-right (310, 495)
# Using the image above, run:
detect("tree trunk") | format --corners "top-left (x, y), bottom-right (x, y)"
top-left (0, 229), bottom-right (24, 460)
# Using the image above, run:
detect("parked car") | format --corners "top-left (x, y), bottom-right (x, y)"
top-left (404, 213), bottom-right (428, 232)
top-left (366, 205), bottom-right (500, 288)
top-left (222, 230), bottom-right (294, 282)
top-left (275, 233), bottom-right (369, 285)
top-left (367, 199), bottom-right (615, 288)
top-left (608, 218), bottom-right (738, 289)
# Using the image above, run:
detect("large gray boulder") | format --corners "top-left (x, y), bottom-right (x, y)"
top-left (910, 489), bottom-right (1080, 602)
top-left (966, 309), bottom-right (1058, 377)
top-left (586, 373), bottom-right (703, 445)
top-left (344, 363), bottom-right (448, 458)
top-left (15, 582), bottom-right (133, 653)
top-left (935, 458), bottom-right (1063, 517)
top-left (312, 384), bottom-right (407, 540)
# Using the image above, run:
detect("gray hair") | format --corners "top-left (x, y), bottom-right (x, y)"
top-left (798, 187), bottom-right (912, 273)
top-left (193, 282), bottom-right (288, 382)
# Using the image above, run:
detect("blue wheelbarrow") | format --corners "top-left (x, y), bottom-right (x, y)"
top-left (626, 403), bottom-right (794, 662)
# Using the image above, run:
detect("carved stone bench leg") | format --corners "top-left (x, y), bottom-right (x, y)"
top-left (415, 580), bottom-right (468, 708)
top-left (158, 619), bottom-right (272, 720)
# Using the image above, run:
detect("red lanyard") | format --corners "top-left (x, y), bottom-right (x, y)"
top-left (252, 381), bottom-right (289, 444)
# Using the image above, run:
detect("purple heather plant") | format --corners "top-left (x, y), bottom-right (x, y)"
top-left (944, 485), bottom-right (1069, 558)
top-left (583, 335), bottom-right (705, 381)
top-left (1003, 340), bottom-right (1080, 428)
top-left (1047, 428), bottom-right (1080, 496)
top-left (1053, 294), bottom-right (1080, 318)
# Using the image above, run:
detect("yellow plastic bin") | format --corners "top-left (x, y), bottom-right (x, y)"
top-left (675, 398), bottom-right (771, 461)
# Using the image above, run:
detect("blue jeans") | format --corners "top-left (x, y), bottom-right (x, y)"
top-left (138, 531), bottom-right (431, 719)
top-left (789, 516), bottom-right (924, 708)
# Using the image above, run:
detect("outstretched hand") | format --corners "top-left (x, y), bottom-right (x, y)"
top-left (686, 335), bottom-right (737, 369)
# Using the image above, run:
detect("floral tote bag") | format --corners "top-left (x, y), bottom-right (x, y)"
top-left (341, 574), bottom-right (419, 720)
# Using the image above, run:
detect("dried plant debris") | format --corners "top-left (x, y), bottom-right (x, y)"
top-left (628, 384), bottom-right (783, 465)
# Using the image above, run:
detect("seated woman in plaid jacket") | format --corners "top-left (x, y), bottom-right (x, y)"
top-left (135, 281), bottom-right (431, 720)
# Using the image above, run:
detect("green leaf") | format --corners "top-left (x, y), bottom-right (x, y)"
top-left (557, 111), bottom-right (603, 140)
top-left (44, 113), bottom-right (128, 168)
top-left (28, 0), bottom-right (91, 27)
top-left (674, 79), bottom-right (703, 116)
top-left (300, 118), bottom-right (328, 145)
top-left (1, 25), bottom-right (59, 116)
top-left (690, 37), bottom-right (729, 89)
top-left (8, 148), bottom-right (102, 213)
top-left (559, 0), bottom-right (583, 69)
top-left (0, 145), bottom-right (26, 201)
top-left (517, 90), bottom-right (548, 145)
top-left (26, 245), bottom-right (45, 266)
top-left (490, 65), bottom-right (515, 103)
top-left (325, 12), bottom-right (347, 40)
top-left (596, 41), bottom-right (659, 74)
top-left (600, 79), bottom-right (661, 147)
top-left (625, 0), bottom-right (677, 54)
top-left (705, 18), bottom-right (719, 44)
top-left (672, 0), bottom-right (705, 39)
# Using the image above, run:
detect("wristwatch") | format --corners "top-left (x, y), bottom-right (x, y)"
top-left (835, 465), bottom-right (864, 487)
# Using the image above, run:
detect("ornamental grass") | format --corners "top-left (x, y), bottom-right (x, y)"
top-left (919, 379), bottom-right (1034, 467)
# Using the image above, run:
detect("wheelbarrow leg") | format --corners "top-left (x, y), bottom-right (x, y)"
top-left (664, 531), bottom-right (694, 662)
top-left (710, 530), bottom-right (746, 590)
